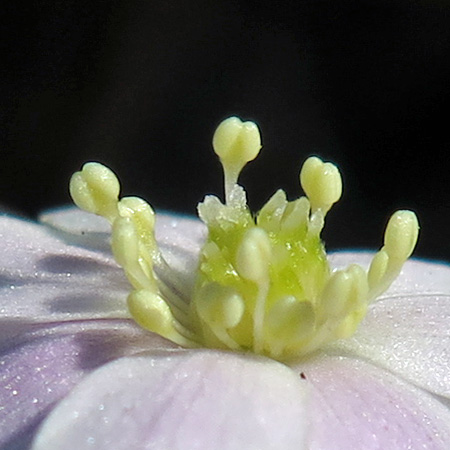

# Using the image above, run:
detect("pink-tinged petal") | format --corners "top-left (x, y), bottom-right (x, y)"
top-left (0, 319), bottom-right (170, 450)
top-left (329, 293), bottom-right (450, 399)
top-left (32, 350), bottom-right (308, 450)
top-left (0, 215), bottom-right (130, 326)
top-left (329, 252), bottom-right (450, 298)
top-left (296, 356), bottom-right (450, 450)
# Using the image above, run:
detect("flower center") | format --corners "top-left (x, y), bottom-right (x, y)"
top-left (69, 116), bottom-right (419, 362)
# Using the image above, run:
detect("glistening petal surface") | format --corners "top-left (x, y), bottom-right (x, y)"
top-left (329, 252), bottom-right (450, 299)
top-left (40, 208), bottom-right (207, 292)
top-left (297, 356), bottom-right (450, 450)
top-left (0, 215), bottom-right (129, 327)
top-left (32, 350), bottom-right (308, 450)
top-left (0, 320), bottom-right (167, 450)
top-left (329, 291), bottom-right (450, 398)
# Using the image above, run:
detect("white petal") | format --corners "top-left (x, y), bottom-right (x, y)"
top-left (329, 251), bottom-right (450, 298)
top-left (40, 207), bottom-right (112, 235)
top-left (153, 212), bottom-right (207, 293)
top-left (40, 207), bottom-right (207, 296)
top-left (295, 356), bottom-right (450, 450)
top-left (0, 215), bottom-right (130, 324)
top-left (0, 319), bottom-right (167, 449)
top-left (328, 292), bottom-right (450, 398)
top-left (39, 207), bottom-right (207, 261)
top-left (154, 212), bottom-right (207, 271)
top-left (32, 350), bottom-right (308, 450)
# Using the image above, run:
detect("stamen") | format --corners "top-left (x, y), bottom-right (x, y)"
top-left (300, 156), bottom-right (342, 213)
top-left (69, 116), bottom-right (419, 362)
top-left (384, 210), bottom-right (420, 261)
top-left (69, 162), bottom-right (120, 222)
top-left (194, 283), bottom-right (244, 350)
top-left (118, 196), bottom-right (158, 260)
top-left (111, 217), bottom-right (156, 291)
top-left (127, 290), bottom-right (198, 347)
top-left (265, 296), bottom-right (315, 358)
top-left (367, 210), bottom-right (419, 300)
top-left (320, 265), bottom-right (368, 320)
top-left (212, 116), bottom-right (261, 204)
top-left (235, 227), bottom-right (272, 353)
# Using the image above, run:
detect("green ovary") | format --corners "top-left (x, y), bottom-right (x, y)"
top-left (192, 212), bottom-right (329, 359)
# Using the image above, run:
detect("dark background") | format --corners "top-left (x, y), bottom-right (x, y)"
top-left (2, 0), bottom-right (449, 260)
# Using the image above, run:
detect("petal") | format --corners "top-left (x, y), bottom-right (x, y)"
top-left (328, 292), bottom-right (450, 398)
top-left (154, 211), bottom-right (207, 279)
top-left (0, 319), bottom-right (169, 450)
top-left (32, 350), bottom-right (308, 450)
top-left (39, 208), bottom-right (111, 235)
top-left (329, 251), bottom-right (450, 298)
top-left (0, 215), bottom-right (130, 326)
top-left (40, 207), bottom-right (207, 293)
top-left (1, 209), bottom-right (207, 329)
top-left (39, 207), bottom-right (207, 261)
top-left (295, 356), bottom-right (450, 450)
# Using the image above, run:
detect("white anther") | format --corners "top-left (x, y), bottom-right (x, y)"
top-left (111, 217), bottom-right (139, 268)
top-left (346, 264), bottom-right (369, 306)
top-left (127, 290), bottom-right (195, 347)
top-left (321, 265), bottom-right (368, 318)
top-left (118, 196), bottom-right (157, 257)
top-left (213, 116), bottom-right (261, 167)
top-left (196, 283), bottom-right (244, 329)
top-left (128, 289), bottom-right (172, 333)
top-left (266, 296), bottom-right (315, 344)
top-left (213, 116), bottom-right (262, 204)
top-left (300, 156), bottom-right (342, 212)
top-left (69, 162), bottom-right (120, 220)
top-left (367, 249), bottom-right (389, 290)
top-left (384, 210), bottom-right (419, 261)
top-left (111, 217), bottom-right (155, 290)
top-left (321, 270), bottom-right (354, 317)
top-left (118, 196), bottom-right (155, 229)
top-left (235, 227), bottom-right (272, 282)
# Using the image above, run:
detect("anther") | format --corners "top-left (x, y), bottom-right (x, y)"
top-left (127, 289), bottom-right (196, 347)
top-left (266, 296), bottom-right (315, 356)
top-left (111, 217), bottom-right (156, 291)
top-left (384, 210), bottom-right (419, 262)
top-left (194, 283), bottom-right (244, 350)
top-left (235, 227), bottom-right (272, 353)
top-left (235, 227), bottom-right (272, 283)
top-left (299, 156), bottom-right (342, 213)
top-left (212, 116), bottom-right (262, 204)
top-left (69, 162), bottom-right (120, 221)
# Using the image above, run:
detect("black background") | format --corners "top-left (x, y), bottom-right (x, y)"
top-left (2, 1), bottom-right (449, 260)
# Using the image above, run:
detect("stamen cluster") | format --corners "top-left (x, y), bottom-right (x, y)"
top-left (70, 116), bottom-right (419, 361)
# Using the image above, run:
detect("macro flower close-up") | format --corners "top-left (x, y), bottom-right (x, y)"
top-left (1, 117), bottom-right (450, 449)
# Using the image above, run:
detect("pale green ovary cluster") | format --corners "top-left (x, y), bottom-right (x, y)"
top-left (70, 116), bottom-right (419, 362)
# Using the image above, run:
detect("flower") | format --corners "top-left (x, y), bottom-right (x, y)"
top-left (1, 209), bottom-right (450, 449)
top-left (69, 117), bottom-right (420, 362)
top-left (1, 117), bottom-right (449, 449)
